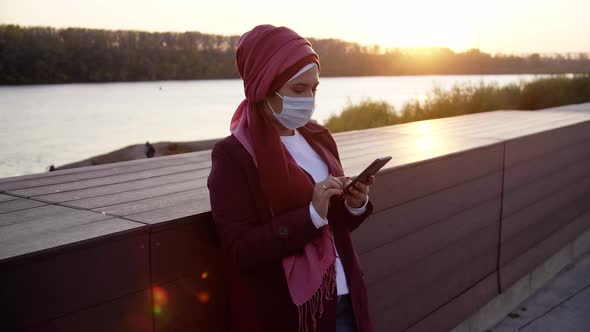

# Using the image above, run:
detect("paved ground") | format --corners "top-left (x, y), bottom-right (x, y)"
top-left (490, 252), bottom-right (590, 332)
top-left (490, 101), bottom-right (590, 332)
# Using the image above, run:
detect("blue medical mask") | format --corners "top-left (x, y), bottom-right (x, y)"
top-left (267, 91), bottom-right (316, 129)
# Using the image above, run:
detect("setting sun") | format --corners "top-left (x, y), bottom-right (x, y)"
top-left (353, 0), bottom-right (480, 51)
top-left (1, 0), bottom-right (588, 53)
top-left (1, 1), bottom-right (589, 331)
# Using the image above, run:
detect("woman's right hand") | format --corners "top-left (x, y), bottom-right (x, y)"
top-left (312, 176), bottom-right (345, 219)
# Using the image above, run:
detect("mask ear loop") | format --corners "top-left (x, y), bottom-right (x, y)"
top-left (267, 90), bottom-right (285, 114)
top-left (266, 98), bottom-right (278, 114)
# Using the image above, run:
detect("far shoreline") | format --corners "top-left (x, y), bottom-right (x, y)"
top-left (48, 138), bottom-right (223, 172)
top-left (0, 72), bottom-right (575, 87)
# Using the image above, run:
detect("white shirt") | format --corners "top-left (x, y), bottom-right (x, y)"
top-left (280, 128), bottom-right (369, 296)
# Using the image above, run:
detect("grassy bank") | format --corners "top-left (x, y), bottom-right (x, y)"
top-left (325, 74), bottom-right (590, 133)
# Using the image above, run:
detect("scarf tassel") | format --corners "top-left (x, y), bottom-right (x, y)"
top-left (296, 262), bottom-right (336, 332)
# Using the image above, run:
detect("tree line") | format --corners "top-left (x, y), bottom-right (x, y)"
top-left (1, 24), bottom-right (589, 85)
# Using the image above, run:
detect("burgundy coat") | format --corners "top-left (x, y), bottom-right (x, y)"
top-left (207, 124), bottom-right (374, 332)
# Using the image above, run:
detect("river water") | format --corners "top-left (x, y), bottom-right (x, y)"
top-left (0, 74), bottom-right (553, 177)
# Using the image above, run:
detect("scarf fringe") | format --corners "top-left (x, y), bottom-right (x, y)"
top-left (296, 262), bottom-right (336, 332)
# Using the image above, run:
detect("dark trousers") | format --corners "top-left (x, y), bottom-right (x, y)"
top-left (336, 294), bottom-right (356, 332)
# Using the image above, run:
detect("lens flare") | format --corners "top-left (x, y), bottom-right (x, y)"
top-left (152, 286), bottom-right (168, 315)
top-left (153, 305), bottom-right (162, 315)
top-left (198, 291), bottom-right (210, 303)
top-left (201, 271), bottom-right (208, 279)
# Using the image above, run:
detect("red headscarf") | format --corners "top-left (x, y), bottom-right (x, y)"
top-left (230, 25), bottom-right (344, 332)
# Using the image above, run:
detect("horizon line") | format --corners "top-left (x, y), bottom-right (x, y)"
top-left (2, 21), bottom-right (590, 56)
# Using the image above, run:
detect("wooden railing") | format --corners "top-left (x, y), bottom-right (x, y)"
top-left (1, 107), bottom-right (590, 332)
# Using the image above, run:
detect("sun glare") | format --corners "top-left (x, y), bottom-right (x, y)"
top-left (354, 0), bottom-right (480, 51)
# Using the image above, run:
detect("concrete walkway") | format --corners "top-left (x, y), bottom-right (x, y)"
top-left (490, 252), bottom-right (590, 331)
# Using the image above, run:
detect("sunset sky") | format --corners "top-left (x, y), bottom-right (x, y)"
top-left (1, 0), bottom-right (588, 54)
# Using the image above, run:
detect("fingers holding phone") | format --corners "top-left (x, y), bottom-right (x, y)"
top-left (340, 155), bottom-right (390, 208)
top-left (312, 176), bottom-right (344, 219)
top-left (313, 156), bottom-right (386, 217)
top-left (342, 175), bottom-right (375, 208)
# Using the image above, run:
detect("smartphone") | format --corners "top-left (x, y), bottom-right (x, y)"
top-left (343, 156), bottom-right (392, 194)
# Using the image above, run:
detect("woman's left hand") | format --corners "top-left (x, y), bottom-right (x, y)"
top-left (338, 175), bottom-right (376, 208)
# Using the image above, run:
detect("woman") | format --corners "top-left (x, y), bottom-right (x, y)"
top-left (207, 24), bottom-right (376, 332)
